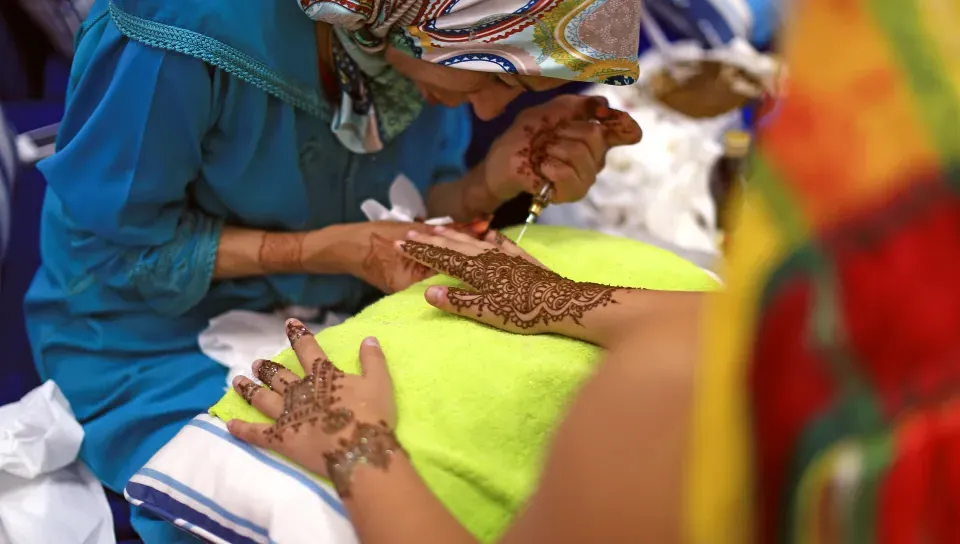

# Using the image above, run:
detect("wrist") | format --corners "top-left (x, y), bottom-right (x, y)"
top-left (548, 287), bottom-right (647, 347)
top-left (302, 224), bottom-right (363, 275)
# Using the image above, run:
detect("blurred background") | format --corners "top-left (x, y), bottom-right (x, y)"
top-left (0, 0), bottom-right (781, 542)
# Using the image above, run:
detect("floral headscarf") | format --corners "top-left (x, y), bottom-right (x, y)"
top-left (300, 0), bottom-right (641, 85)
top-left (298, 0), bottom-right (641, 153)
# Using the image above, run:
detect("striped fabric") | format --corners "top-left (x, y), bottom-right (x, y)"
top-left (125, 415), bottom-right (357, 544)
top-left (686, 1), bottom-right (960, 542)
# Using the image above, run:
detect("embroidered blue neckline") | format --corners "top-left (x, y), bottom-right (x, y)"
top-left (107, 1), bottom-right (328, 119)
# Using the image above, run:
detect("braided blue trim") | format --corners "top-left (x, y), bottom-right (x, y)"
top-left (108, 2), bottom-right (327, 118)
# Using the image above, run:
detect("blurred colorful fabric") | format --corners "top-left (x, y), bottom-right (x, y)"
top-left (686, 0), bottom-right (960, 542)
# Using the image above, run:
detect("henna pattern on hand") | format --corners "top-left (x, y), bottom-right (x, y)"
top-left (238, 381), bottom-right (262, 404)
top-left (324, 421), bottom-right (405, 499)
top-left (401, 241), bottom-right (622, 329)
top-left (265, 359), bottom-right (355, 442)
top-left (259, 232), bottom-right (307, 273)
top-left (515, 117), bottom-right (566, 182)
top-left (256, 360), bottom-right (287, 388)
top-left (286, 320), bottom-right (309, 345)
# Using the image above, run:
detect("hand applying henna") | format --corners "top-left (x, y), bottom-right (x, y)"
top-left (397, 228), bottom-right (700, 347)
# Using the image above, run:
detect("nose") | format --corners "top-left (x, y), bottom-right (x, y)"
top-left (469, 86), bottom-right (524, 121)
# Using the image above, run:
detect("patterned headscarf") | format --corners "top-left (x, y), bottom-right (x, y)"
top-left (298, 0), bottom-right (641, 153)
top-left (300, 0), bottom-right (641, 85)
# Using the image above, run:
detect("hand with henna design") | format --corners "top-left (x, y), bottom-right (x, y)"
top-left (482, 94), bottom-right (643, 204)
top-left (395, 227), bottom-right (700, 347)
top-left (396, 227), bottom-right (622, 336)
top-left (228, 319), bottom-right (403, 498)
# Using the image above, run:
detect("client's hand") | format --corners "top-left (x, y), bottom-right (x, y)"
top-left (228, 320), bottom-right (403, 498)
top-left (396, 228), bottom-right (619, 335)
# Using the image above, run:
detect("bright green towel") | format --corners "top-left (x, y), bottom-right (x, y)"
top-left (209, 225), bottom-right (718, 541)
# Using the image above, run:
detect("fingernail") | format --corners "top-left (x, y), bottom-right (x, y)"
top-left (407, 230), bottom-right (420, 238)
top-left (232, 375), bottom-right (244, 388)
top-left (285, 318), bottom-right (309, 344)
top-left (433, 225), bottom-right (446, 232)
top-left (363, 336), bottom-right (380, 348)
top-left (252, 359), bottom-right (263, 373)
top-left (425, 286), bottom-right (444, 305)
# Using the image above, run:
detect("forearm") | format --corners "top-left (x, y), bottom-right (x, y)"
top-left (344, 455), bottom-right (477, 544)
top-left (213, 224), bottom-right (357, 279)
top-left (551, 288), bottom-right (704, 348)
top-left (426, 162), bottom-right (503, 222)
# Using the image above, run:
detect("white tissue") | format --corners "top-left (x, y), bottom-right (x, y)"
top-left (198, 310), bottom-right (346, 389)
top-left (0, 381), bottom-right (114, 544)
top-left (360, 175), bottom-right (454, 226)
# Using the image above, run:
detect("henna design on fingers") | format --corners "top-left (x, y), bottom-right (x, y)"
top-left (324, 421), bottom-right (405, 499)
top-left (238, 381), bottom-right (262, 404)
top-left (401, 241), bottom-right (623, 329)
top-left (286, 320), bottom-right (310, 345)
top-left (256, 360), bottom-right (286, 388)
top-left (259, 232), bottom-right (306, 273)
top-left (265, 359), bottom-right (355, 443)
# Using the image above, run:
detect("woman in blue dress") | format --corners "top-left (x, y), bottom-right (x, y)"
top-left (24, 0), bottom-right (643, 540)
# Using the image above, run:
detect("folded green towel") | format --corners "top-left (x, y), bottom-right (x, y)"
top-left (210, 225), bottom-right (718, 541)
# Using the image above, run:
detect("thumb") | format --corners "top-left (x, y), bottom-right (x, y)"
top-left (358, 336), bottom-right (392, 385)
top-left (425, 285), bottom-right (489, 322)
top-left (600, 109), bottom-right (643, 147)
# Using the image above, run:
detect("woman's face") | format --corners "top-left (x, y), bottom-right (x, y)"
top-left (385, 47), bottom-right (566, 120)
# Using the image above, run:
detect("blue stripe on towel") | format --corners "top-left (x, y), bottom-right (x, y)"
top-left (126, 481), bottom-right (265, 544)
top-left (136, 468), bottom-right (272, 539)
top-left (187, 419), bottom-right (347, 518)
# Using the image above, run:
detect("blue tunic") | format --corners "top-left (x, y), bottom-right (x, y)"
top-left (23, 2), bottom-right (469, 541)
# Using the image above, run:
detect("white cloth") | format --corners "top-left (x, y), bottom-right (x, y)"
top-left (0, 381), bottom-right (114, 544)
top-left (199, 310), bottom-right (346, 389)
top-left (359, 174), bottom-right (453, 225)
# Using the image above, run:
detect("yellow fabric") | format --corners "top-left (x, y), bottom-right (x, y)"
top-left (210, 224), bottom-right (717, 541)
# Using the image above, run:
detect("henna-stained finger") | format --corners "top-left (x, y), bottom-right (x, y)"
top-left (554, 121), bottom-right (606, 165)
top-left (539, 157), bottom-right (586, 202)
top-left (254, 359), bottom-right (301, 395)
top-left (545, 139), bottom-right (597, 190)
top-left (233, 376), bottom-right (285, 419)
top-left (285, 318), bottom-right (331, 375)
top-left (397, 241), bottom-right (482, 287)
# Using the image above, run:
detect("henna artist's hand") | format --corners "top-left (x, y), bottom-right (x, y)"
top-left (336, 221), bottom-right (439, 294)
top-left (228, 319), bottom-right (404, 498)
top-left (397, 229), bottom-right (620, 335)
top-left (482, 94), bottom-right (643, 204)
